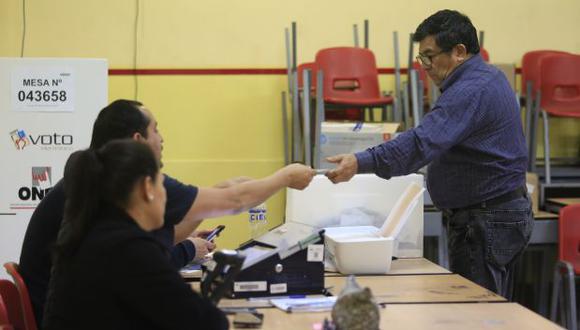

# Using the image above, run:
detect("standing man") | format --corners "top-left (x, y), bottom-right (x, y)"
top-left (326, 9), bottom-right (532, 299)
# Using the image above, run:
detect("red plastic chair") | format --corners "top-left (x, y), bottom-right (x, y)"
top-left (550, 204), bottom-right (579, 330)
top-left (300, 60), bottom-right (369, 121)
top-left (315, 47), bottom-right (394, 122)
top-left (480, 47), bottom-right (490, 62)
top-left (299, 62), bottom-right (359, 92)
top-left (0, 295), bottom-right (9, 327)
top-left (559, 204), bottom-right (580, 274)
top-left (3, 263), bottom-right (37, 330)
top-left (521, 50), bottom-right (569, 98)
top-left (539, 54), bottom-right (580, 118)
top-left (520, 50), bottom-right (570, 171)
top-left (537, 54), bottom-right (580, 183)
top-left (0, 280), bottom-right (21, 330)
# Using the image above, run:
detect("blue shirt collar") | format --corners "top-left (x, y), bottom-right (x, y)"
top-left (440, 53), bottom-right (484, 92)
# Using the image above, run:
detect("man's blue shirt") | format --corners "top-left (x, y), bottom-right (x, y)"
top-left (355, 54), bottom-right (528, 209)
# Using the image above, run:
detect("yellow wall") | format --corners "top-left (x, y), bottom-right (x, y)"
top-left (2, 0), bottom-right (580, 248)
top-left (3, 0), bottom-right (580, 65)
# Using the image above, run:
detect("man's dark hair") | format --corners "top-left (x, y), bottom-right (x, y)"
top-left (413, 9), bottom-right (480, 54)
top-left (89, 99), bottom-right (149, 149)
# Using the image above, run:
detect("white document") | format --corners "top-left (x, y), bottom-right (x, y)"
top-left (270, 296), bottom-right (337, 313)
top-left (240, 246), bottom-right (277, 270)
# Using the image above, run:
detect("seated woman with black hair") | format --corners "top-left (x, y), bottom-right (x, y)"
top-left (43, 140), bottom-right (228, 330)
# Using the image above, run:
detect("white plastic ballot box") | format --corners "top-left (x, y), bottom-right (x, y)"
top-left (262, 174), bottom-right (425, 275)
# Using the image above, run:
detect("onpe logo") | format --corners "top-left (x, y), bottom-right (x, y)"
top-left (18, 167), bottom-right (53, 201)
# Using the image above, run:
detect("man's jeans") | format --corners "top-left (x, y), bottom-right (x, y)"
top-left (443, 194), bottom-right (534, 300)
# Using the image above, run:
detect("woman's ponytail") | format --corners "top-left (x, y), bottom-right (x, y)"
top-left (54, 139), bottom-right (159, 262)
top-left (55, 149), bottom-right (105, 260)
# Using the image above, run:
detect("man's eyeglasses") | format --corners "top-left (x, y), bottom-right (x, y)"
top-left (416, 50), bottom-right (447, 67)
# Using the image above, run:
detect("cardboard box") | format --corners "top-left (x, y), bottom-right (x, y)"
top-left (319, 122), bottom-right (399, 169)
top-left (493, 63), bottom-right (516, 92)
top-left (526, 172), bottom-right (539, 215)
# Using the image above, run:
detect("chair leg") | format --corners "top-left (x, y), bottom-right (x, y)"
top-left (541, 110), bottom-right (551, 185)
top-left (525, 82), bottom-right (533, 170)
top-left (542, 110), bottom-right (552, 184)
top-left (559, 293), bottom-right (567, 327)
top-left (530, 91), bottom-right (541, 173)
top-left (538, 247), bottom-right (553, 316)
top-left (563, 265), bottom-right (577, 330)
top-left (381, 105), bottom-right (387, 122)
top-left (390, 104), bottom-right (396, 123)
top-left (550, 265), bottom-right (561, 321)
top-left (368, 107), bottom-right (374, 122)
top-left (552, 261), bottom-right (578, 330)
top-left (570, 280), bottom-right (577, 330)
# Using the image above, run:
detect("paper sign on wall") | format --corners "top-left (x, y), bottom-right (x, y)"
top-left (11, 67), bottom-right (75, 112)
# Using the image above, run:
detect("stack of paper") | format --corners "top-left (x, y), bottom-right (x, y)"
top-left (180, 263), bottom-right (202, 279)
top-left (270, 297), bottom-right (337, 313)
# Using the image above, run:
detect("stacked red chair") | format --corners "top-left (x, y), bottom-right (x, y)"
top-left (315, 47), bottom-right (394, 122)
top-left (537, 53), bottom-right (580, 183)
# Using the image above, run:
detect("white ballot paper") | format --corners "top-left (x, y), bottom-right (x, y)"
top-left (270, 296), bottom-right (337, 313)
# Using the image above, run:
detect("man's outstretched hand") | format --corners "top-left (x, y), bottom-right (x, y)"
top-left (325, 154), bottom-right (358, 184)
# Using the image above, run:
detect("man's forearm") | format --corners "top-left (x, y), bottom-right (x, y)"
top-left (174, 163), bottom-right (312, 223)
top-left (226, 171), bottom-right (290, 213)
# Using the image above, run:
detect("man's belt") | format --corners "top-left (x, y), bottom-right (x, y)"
top-left (454, 186), bottom-right (528, 211)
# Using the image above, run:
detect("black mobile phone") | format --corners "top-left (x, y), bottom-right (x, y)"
top-left (206, 225), bottom-right (225, 242)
